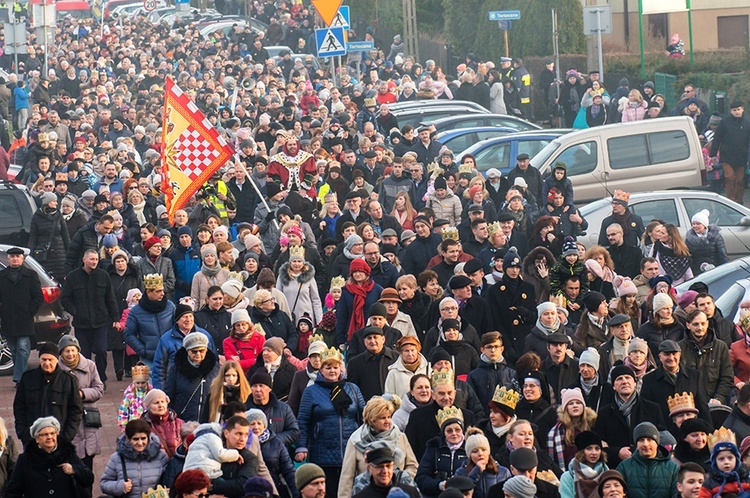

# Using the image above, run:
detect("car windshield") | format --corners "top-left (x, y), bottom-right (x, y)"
top-left (530, 140), bottom-right (560, 171)
top-left (715, 282), bottom-right (747, 322)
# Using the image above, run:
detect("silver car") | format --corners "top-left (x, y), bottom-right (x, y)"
top-left (577, 190), bottom-right (750, 260)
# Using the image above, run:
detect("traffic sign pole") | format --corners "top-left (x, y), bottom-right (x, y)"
top-left (504, 31), bottom-right (509, 59)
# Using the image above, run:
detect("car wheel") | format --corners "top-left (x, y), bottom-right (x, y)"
top-left (0, 336), bottom-right (12, 376)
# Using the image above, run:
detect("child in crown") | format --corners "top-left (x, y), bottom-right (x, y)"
top-left (700, 429), bottom-right (750, 497)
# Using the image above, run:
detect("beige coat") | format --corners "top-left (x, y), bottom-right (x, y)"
top-left (190, 267), bottom-right (230, 305)
top-left (338, 425), bottom-right (418, 498)
top-left (384, 354), bottom-right (430, 399)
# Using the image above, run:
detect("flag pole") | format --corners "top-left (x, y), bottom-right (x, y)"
top-left (235, 153), bottom-right (279, 230)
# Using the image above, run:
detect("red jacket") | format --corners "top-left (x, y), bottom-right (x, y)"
top-left (223, 333), bottom-right (265, 374)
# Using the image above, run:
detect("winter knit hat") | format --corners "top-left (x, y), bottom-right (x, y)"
top-left (349, 257), bottom-right (371, 276)
top-left (244, 234), bottom-right (262, 251)
top-left (678, 290), bottom-right (699, 309)
top-left (263, 337), bottom-right (285, 356)
top-left (143, 236), bottom-right (161, 251)
top-left (183, 332), bottom-right (208, 350)
top-left (579, 348), bottom-right (600, 371)
top-left (561, 236), bottom-right (578, 257)
top-left (560, 388), bottom-right (585, 410)
top-left (143, 389), bottom-right (170, 410)
top-left (583, 292), bottom-right (606, 312)
top-left (58, 334), bottom-right (80, 353)
top-left (537, 301), bottom-right (556, 315)
top-left (103, 233), bottom-right (118, 248)
top-left (345, 234), bottom-right (364, 252)
top-left (319, 310), bottom-right (337, 330)
top-left (633, 421), bottom-right (659, 444)
top-left (464, 427), bottom-right (491, 455)
top-left (296, 463), bottom-right (326, 491)
top-left (503, 476), bottom-right (536, 498)
top-left (221, 279), bottom-right (244, 299)
top-left (200, 243), bottom-right (217, 259)
top-left (112, 250), bottom-right (129, 262)
top-left (126, 288), bottom-right (141, 303)
top-left (691, 209), bottom-right (710, 228)
top-left (614, 276), bottom-right (637, 297)
top-left (652, 292), bottom-right (673, 313)
top-left (231, 308), bottom-right (251, 326)
top-left (40, 191), bottom-right (57, 206)
top-left (627, 337), bottom-right (649, 354)
top-left (245, 408), bottom-right (268, 429)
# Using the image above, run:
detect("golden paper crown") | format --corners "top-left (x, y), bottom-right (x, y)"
top-left (289, 245), bottom-right (306, 260)
top-left (667, 392), bottom-right (698, 417)
top-left (131, 362), bottom-right (150, 382)
top-left (487, 221), bottom-right (502, 236)
top-left (442, 227), bottom-right (459, 240)
top-left (142, 485), bottom-right (169, 498)
top-left (253, 323), bottom-right (266, 336)
top-left (435, 405), bottom-right (463, 428)
top-left (431, 369), bottom-right (454, 388)
top-left (708, 427), bottom-right (737, 451)
top-left (143, 273), bottom-right (163, 290)
top-left (227, 271), bottom-right (246, 283)
top-left (330, 276), bottom-right (346, 290)
top-left (320, 346), bottom-right (343, 364)
top-left (491, 386), bottom-right (520, 410)
top-left (310, 333), bottom-right (324, 343)
top-left (458, 163), bottom-right (473, 174)
top-left (551, 294), bottom-right (567, 309)
top-left (37, 132), bottom-right (49, 142)
top-left (536, 470), bottom-right (560, 486)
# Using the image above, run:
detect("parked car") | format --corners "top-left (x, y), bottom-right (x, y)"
top-left (530, 117), bottom-right (707, 204)
top-left (424, 114), bottom-right (541, 133)
top-left (456, 129), bottom-right (571, 175)
top-left (0, 181), bottom-right (38, 248)
top-left (265, 45), bottom-right (293, 59)
top-left (389, 99), bottom-right (489, 115)
top-left (675, 257), bottom-right (750, 303)
top-left (577, 190), bottom-right (750, 260)
top-left (0, 245), bottom-right (70, 375)
top-left (391, 104), bottom-right (490, 130)
top-left (715, 278), bottom-right (750, 324)
top-left (436, 127), bottom-right (516, 155)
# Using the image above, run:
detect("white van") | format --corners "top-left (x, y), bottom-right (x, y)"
top-left (530, 116), bottom-right (706, 203)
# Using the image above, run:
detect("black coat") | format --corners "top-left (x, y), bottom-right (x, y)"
top-left (640, 366), bottom-right (711, 435)
top-left (607, 242), bottom-right (643, 279)
top-left (567, 376), bottom-right (615, 413)
top-left (250, 304), bottom-right (299, 352)
top-left (194, 306), bottom-right (232, 356)
top-left (347, 325), bottom-right (402, 358)
top-left (495, 441), bottom-right (562, 478)
top-left (64, 222), bottom-right (101, 274)
top-left (416, 436), bottom-right (469, 497)
top-left (347, 346), bottom-right (400, 400)
top-left (0, 265), bottom-right (43, 338)
top-left (211, 447), bottom-right (260, 498)
top-left (515, 398), bottom-right (558, 448)
top-left (28, 208), bottom-right (70, 281)
top-left (593, 396), bottom-right (664, 467)
top-left (710, 114), bottom-right (750, 167)
top-left (400, 290), bottom-right (433, 341)
top-left (355, 480), bottom-right (421, 498)
top-left (246, 355), bottom-right (297, 402)
top-left (488, 476), bottom-right (560, 498)
top-left (405, 401), bottom-right (475, 461)
top-left (164, 348), bottom-right (220, 422)
top-left (432, 340), bottom-right (479, 377)
top-left (5, 439), bottom-right (94, 498)
top-left (723, 405), bottom-right (750, 443)
top-left (542, 355), bottom-right (579, 403)
top-left (227, 177), bottom-right (259, 224)
top-left (13, 365), bottom-right (83, 446)
top-left (458, 296), bottom-right (491, 336)
top-left (60, 267), bottom-right (119, 329)
top-left (107, 262), bottom-right (141, 350)
top-left (486, 275), bottom-right (537, 366)
top-left (467, 358), bottom-right (516, 414)
top-left (259, 432), bottom-right (298, 498)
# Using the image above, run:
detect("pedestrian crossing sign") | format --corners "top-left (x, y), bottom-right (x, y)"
top-left (316, 26), bottom-right (347, 57)
top-left (330, 6), bottom-right (349, 29)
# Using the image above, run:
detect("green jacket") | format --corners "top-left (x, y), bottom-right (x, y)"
top-left (616, 446), bottom-right (678, 498)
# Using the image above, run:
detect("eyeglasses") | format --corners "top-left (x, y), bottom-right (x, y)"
top-left (189, 493), bottom-right (210, 498)
top-left (261, 298), bottom-right (276, 304)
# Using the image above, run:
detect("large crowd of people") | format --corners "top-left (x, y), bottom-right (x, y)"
top-left (0, 1), bottom-right (749, 498)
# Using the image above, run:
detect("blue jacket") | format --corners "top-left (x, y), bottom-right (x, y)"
top-left (169, 243), bottom-right (202, 300)
top-left (123, 300), bottom-right (176, 362)
top-left (296, 375), bottom-right (366, 466)
top-left (335, 281), bottom-right (384, 345)
top-left (455, 461), bottom-right (511, 498)
top-left (164, 348), bottom-right (220, 422)
top-left (260, 431), bottom-right (299, 498)
top-left (13, 85), bottom-right (29, 110)
top-left (152, 324), bottom-right (216, 390)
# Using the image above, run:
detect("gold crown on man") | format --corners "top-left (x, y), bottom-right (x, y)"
top-left (667, 392), bottom-right (698, 417)
top-left (442, 227), bottom-right (459, 240)
top-left (289, 245), bottom-right (306, 260)
top-left (431, 369), bottom-right (454, 387)
top-left (142, 485), bottom-right (169, 498)
top-left (492, 386), bottom-right (520, 410)
top-left (143, 273), bottom-right (163, 290)
top-left (708, 427), bottom-right (737, 450)
top-left (330, 276), bottom-right (346, 290)
top-left (436, 405), bottom-right (463, 428)
top-left (551, 294), bottom-right (567, 309)
top-left (320, 346), bottom-right (343, 364)
top-left (310, 333), bottom-right (324, 343)
top-left (487, 221), bottom-right (502, 236)
top-left (458, 163), bottom-right (473, 174)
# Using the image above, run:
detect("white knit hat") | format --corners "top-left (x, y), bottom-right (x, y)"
top-left (464, 427), bottom-right (491, 455)
top-left (231, 308), bottom-right (251, 326)
top-left (653, 293), bottom-right (673, 313)
top-left (691, 209), bottom-right (710, 227)
top-left (579, 348), bottom-right (601, 371)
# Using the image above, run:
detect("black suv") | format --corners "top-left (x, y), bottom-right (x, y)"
top-left (0, 181), bottom-right (37, 247)
top-left (0, 246), bottom-right (71, 375)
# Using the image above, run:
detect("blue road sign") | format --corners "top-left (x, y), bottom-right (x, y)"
top-left (347, 41), bottom-right (374, 51)
top-left (497, 20), bottom-right (512, 30)
top-left (316, 26), bottom-right (347, 57)
top-left (330, 5), bottom-right (349, 29)
top-left (488, 10), bottom-right (521, 21)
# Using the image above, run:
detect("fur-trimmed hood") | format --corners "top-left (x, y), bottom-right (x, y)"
top-left (278, 261), bottom-right (316, 285)
top-left (116, 432), bottom-right (164, 461)
top-left (523, 246), bottom-right (556, 273)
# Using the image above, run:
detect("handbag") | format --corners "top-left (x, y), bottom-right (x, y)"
top-left (32, 223), bottom-right (55, 263)
top-left (83, 407), bottom-right (102, 428)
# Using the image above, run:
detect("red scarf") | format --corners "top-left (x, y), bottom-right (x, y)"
top-left (298, 328), bottom-right (313, 354)
top-left (345, 279), bottom-right (375, 340)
